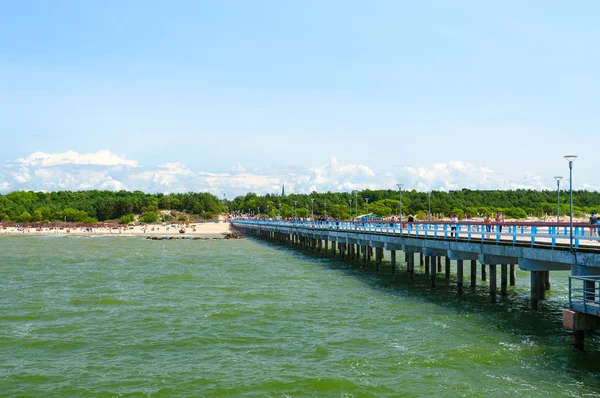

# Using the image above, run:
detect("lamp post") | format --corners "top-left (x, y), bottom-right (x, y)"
top-left (257, 206), bottom-right (259, 218)
top-left (427, 191), bottom-right (432, 221)
top-left (365, 197), bottom-right (369, 216)
top-left (554, 176), bottom-right (562, 223)
top-left (267, 205), bottom-right (270, 218)
top-left (324, 203), bottom-right (327, 218)
top-left (355, 191), bottom-right (358, 218)
top-left (311, 198), bottom-right (314, 221)
top-left (306, 204), bottom-right (309, 221)
top-left (278, 202), bottom-right (281, 218)
top-left (397, 183), bottom-right (403, 226)
top-left (294, 200), bottom-right (297, 220)
top-left (564, 155), bottom-right (577, 253)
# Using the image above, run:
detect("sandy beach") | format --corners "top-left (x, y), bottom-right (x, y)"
top-left (0, 221), bottom-right (232, 238)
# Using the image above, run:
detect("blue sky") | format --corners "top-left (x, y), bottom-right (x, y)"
top-left (1, 1), bottom-right (599, 196)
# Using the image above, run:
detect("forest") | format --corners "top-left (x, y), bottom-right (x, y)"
top-left (0, 190), bottom-right (224, 224)
top-left (0, 188), bottom-right (598, 224)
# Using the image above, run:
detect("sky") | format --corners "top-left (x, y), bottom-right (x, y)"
top-left (1, 0), bottom-right (599, 198)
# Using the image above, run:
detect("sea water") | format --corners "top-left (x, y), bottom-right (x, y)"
top-left (1, 236), bottom-right (599, 397)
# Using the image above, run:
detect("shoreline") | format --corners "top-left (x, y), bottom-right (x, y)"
top-left (0, 222), bottom-right (232, 238)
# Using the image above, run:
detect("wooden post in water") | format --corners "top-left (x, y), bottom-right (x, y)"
top-left (489, 264), bottom-right (497, 303)
top-left (471, 259), bottom-right (477, 288)
top-left (501, 264), bottom-right (508, 296)
top-left (332, 241), bottom-right (336, 258)
top-left (445, 257), bottom-right (451, 280)
top-left (425, 256), bottom-right (430, 275)
top-left (420, 253), bottom-right (425, 266)
top-left (510, 264), bottom-right (516, 286)
top-left (430, 256), bottom-right (437, 288)
top-left (457, 260), bottom-right (464, 294)
top-left (408, 253), bottom-right (415, 281)
top-left (544, 271), bottom-right (551, 291)
top-left (375, 248), bottom-right (381, 273)
top-left (324, 240), bottom-right (329, 257)
top-left (437, 256), bottom-right (442, 273)
top-left (391, 250), bottom-right (396, 275)
top-left (363, 246), bottom-right (368, 268)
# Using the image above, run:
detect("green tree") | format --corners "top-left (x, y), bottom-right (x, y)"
top-left (120, 213), bottom-right (135, 224)
top-left (141, 212), bottom-right (159, 223)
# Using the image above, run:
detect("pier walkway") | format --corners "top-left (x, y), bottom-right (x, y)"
top-left (232, 219), bottom-right (600, 349)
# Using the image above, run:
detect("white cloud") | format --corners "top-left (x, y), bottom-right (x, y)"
top-left (1, 151), bottom-right (597, 196)
top-left (17, 150), bottom-right (138, 167)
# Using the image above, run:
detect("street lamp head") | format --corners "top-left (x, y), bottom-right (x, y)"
top-left (396, 183), bottom-right (403, 189)
top-left (564, 155), bottom-right (578, 162)
top-left (554, 176), bottom-right (563, 181)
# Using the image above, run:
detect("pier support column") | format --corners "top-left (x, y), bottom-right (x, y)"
top-left (332, 241), bottom-right (336, 258)
top-left (481, 263), bottom-right (487, 281)
top-left (341, 243), bottom-right (346, 259)
top-left (420, 253), bottom-right (424, 267)
top-left (563, 310), bottom-right (600, 351)
top-left (375, 248), bottom-right (381, 273)
top-left (317, 239), bottom-right (322, 253)
top-left (430, 256), bottom-right (437, 288)
top-left (445, 257), bottom-right (451, 280)
top-left (510, 264), bottom-right (516, 286)
top-left (470, 260), bottom-right (477, 288)
top-left (501, 264), bottom-right (508, 296)
top-left (544, 271), bottom-right (551, 291)
top-left (425, 256), bottom-right (430, 275)
top-left (408, 253), bottom-right (415, 281)
top-left (457, 260), bottom-right (464, 294)
top-left (530, 271), bottom-right (545, 310)
top-left (349, 244), bottom-right (354, 264)
top-left (489, 264), bottom-right (497, 303)
top-left (437, 256), bottom-right (442, 273)
top-left (324, 240), bottom-right (329, 257)
top-left (391, 250), bottom-right (396, 275)
top-left (363, 246), bottom-right (368, 268)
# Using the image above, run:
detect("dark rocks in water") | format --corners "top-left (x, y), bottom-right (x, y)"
top-left (146, 234), bottom-right (243, 241)
top-left (221, 232), bottom-right (244, 239)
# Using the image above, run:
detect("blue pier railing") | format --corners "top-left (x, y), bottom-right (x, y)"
top-left (231, 219), bottom-right (600, 248)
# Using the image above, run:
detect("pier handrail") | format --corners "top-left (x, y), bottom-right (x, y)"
top-left (231, 218), bottom-right (600, 249)
top-left (569, 276), bottom-right (600, 316)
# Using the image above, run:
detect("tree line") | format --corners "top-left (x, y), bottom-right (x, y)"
top-left (230, 189), bottom-right (600, 220)
top-left (1, 188), bottom-right (598, 224)
top-left (0, 190), bottom-right (225, 223)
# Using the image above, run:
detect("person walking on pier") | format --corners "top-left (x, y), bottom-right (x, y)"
top-left (450, 214), bottom-right (458, 237)
top-left (590, 211), bottom-right (598, 236)
top-left (495, 211), bottom-right (505, 233)
top-left (484, 214), bottom-right (492, 238)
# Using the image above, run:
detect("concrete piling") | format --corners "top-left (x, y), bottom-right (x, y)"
top-left (501, 264), bottom-right (508, 296)
top-left (489, 264), bottom-right (497, 303)
top-left (457, 260), bottom-right (464, 294)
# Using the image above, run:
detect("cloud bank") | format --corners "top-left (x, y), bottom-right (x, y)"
top-left (0, 150), bottom-right (597, 196)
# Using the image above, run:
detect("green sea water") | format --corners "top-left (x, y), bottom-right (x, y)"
top-left (1, 235), bottom-right (599, 397)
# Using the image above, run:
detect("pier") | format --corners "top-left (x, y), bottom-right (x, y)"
top-left (232, 219), bottom-right (600, 350)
